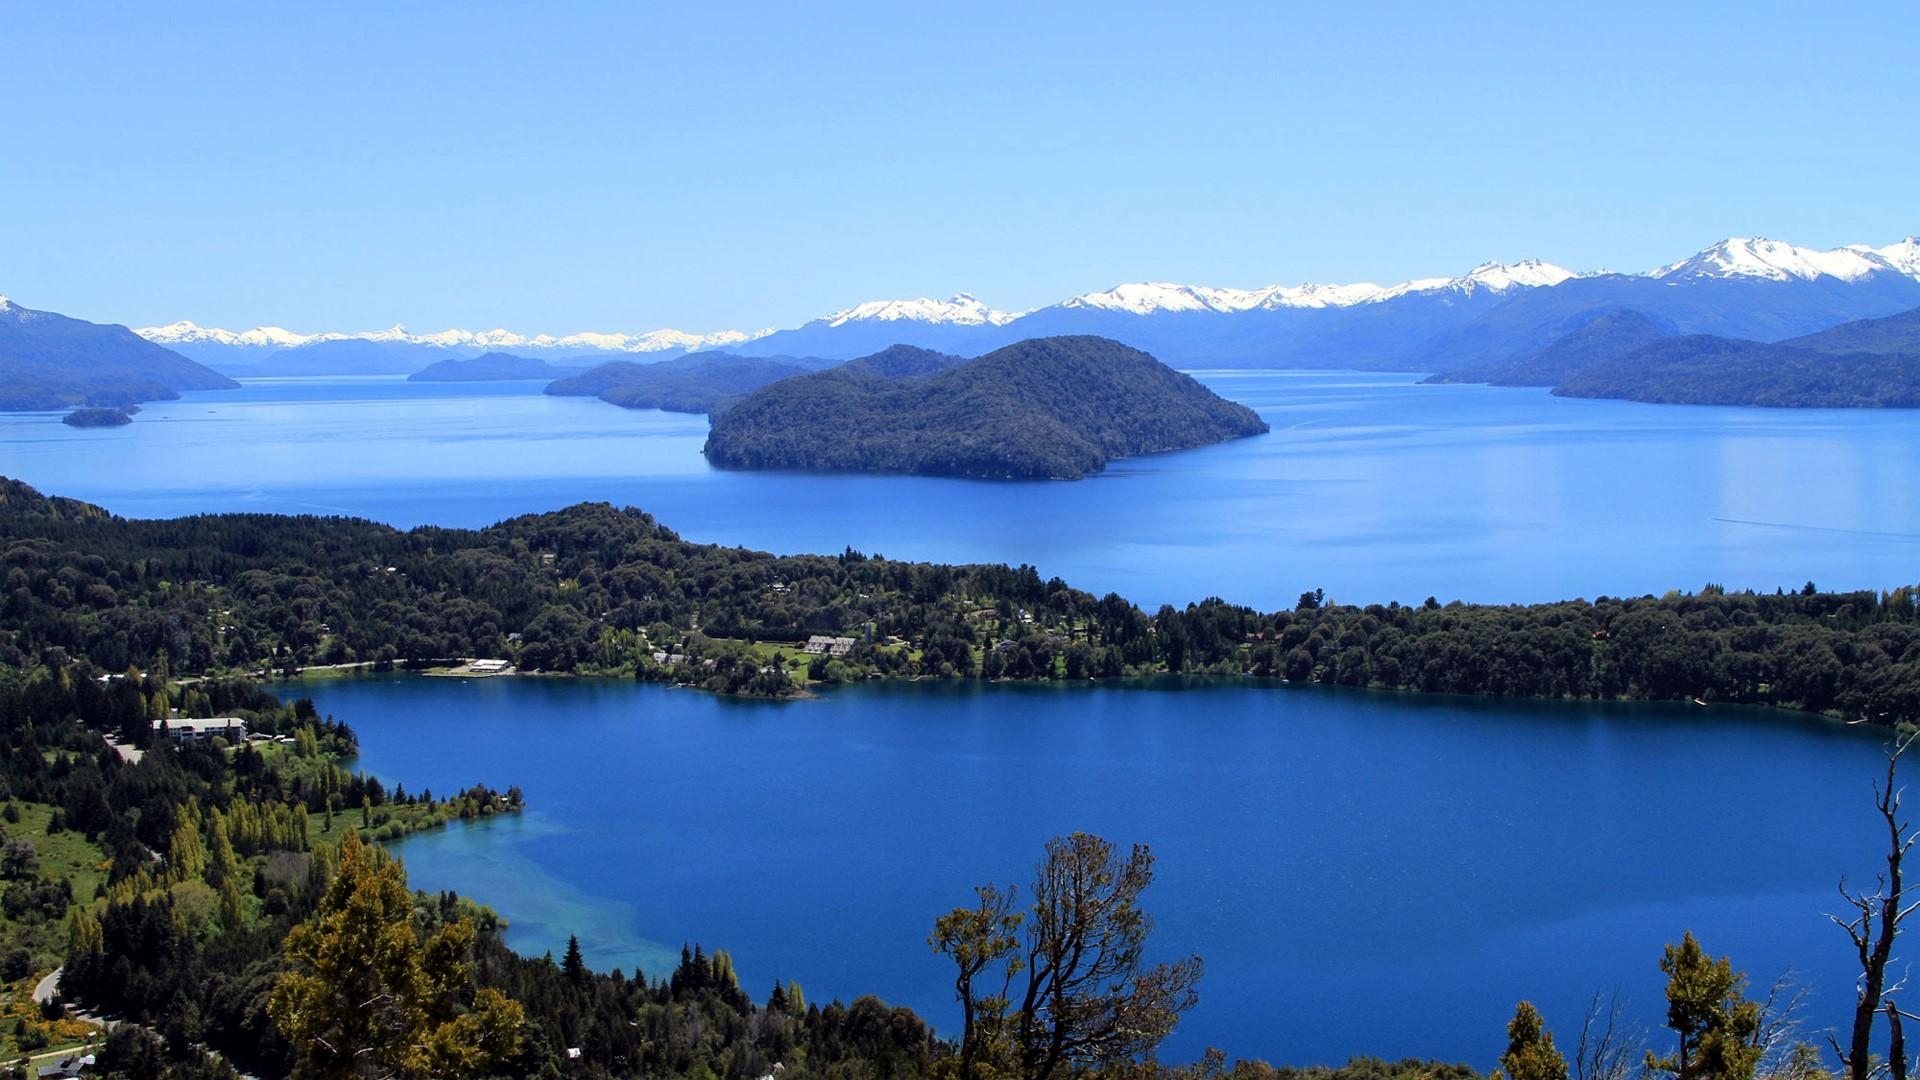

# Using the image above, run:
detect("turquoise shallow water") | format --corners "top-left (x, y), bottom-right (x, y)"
top-left (321, 673), bottom-right (1886, 1067)
top-left (3, 372), bottom-right (1918, 608)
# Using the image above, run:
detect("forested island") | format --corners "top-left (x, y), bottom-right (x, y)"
top-left (1432, 305), bottom-right (1920, 408)
top-left (704, 336), bottom-right (1270, 479)
top-left (407, 351), bottom-right (575, 382)
top-left (4, 477), bottom-right (1916, 725)
top-left (59, 407), bottom-right (135, 428)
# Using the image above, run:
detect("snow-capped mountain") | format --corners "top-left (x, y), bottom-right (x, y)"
top-left (1650, 237), bottom-right (1911, 284)
top-left (127, 233), bottom-right (1920, 374)
top-left (1061, 259), bottom-right (1579, 316)
top-left (139, 320), bottom-right (762, 356)
top-left (822, 294), bottom-right (1019, 328)
top-left (1863, 237), bottom-right (1920, 278)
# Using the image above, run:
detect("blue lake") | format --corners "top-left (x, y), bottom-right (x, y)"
top-left (3, 373), bottom-right (1912, 1064)
top-left (322, 673), bottom-right (1888, 1067)
top-left (2, 373), bottom-right (1918, 608)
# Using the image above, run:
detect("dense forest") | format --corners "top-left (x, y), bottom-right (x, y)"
top-left (704, 336), bottom-right (1270, 480)
top-left (59, 408), bottom-right (135, 429)
top-left (1554, 335), bottom-right (1920, 407)
top-left (4, 477), bottom-right (1919, 724)
top-left (1, 477), bottom-right (1918, 1075)
top-left (0, 298), bottom-right (236, 411)
top-left (546, 353), bottom-right (813, 414)
top-left (1431, 304), bottom-right (1920, 409)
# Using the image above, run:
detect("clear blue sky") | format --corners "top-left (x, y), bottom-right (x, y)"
top-left (2, 1), bottom-right (1915, 334)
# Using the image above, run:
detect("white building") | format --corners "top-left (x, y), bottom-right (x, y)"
top-left (155, 717), bottom-right (247, 744)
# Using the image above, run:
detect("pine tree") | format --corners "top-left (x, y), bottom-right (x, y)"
top-left (562, 934), bottom-right (587, 984)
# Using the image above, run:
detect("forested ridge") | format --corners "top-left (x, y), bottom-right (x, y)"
top-left (545, 352), bottom-right (812, 414)
top-left (3, 477), bottom-right (1919, 724)
top-left (703, 336), bottom-right (1270, 480)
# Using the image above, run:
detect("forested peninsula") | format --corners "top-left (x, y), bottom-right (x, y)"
top-left (4, 477), bottom-right (1916, 725)
top-left (704, 336), bottom-right (1270, 479)
top-left (545, 352), bottom-right (814, 413)
top-left (1431, 305), bottom-right (1920, 408)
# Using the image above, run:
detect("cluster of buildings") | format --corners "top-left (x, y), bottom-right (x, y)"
top-left (801, 635), bottom-right (857, 657)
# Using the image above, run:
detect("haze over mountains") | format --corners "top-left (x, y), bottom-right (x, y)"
top-left (133, 236), bottom-right (1920, 375)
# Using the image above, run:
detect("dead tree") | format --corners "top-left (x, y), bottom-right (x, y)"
top-left (1831, 731), bottom-right (1920, 1080)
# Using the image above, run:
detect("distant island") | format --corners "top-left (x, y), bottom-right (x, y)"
top-left (545, 351), bottom-right (818, 413)
top-left (704, 335), bottom-right (1270, 480)
top-left (408, 351), bottom-right (575, 381)
top-left (0, 295), bottom-right (237, 410)
top-left (1431, 304), bottom-right (1920, 408)
top-left (61, 406), bottom-right (137, 427)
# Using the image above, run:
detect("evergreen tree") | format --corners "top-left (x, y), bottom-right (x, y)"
top-left (1501, 1001), bottom-right (1569, 1080)
top-left (1646, 932), bottom-right (1762, 1080)
top-left (268, 831), bottom-right (523, 1079)
top-left (562, 934), bottom-right (586, 984)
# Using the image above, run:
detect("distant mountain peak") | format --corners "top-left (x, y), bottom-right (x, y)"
top-left (1060, 259), bottom-right (1575, 316)
top-left (1651, 237), bottom-right (1903, 283)
top-left (821, 294), bottom-right (1019, 328)
top-left (135, 319), bottom-right (767, 354)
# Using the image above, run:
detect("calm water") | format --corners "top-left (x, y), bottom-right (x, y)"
top-left (2, 374), bottom-right (1918, 608)
top-left (319, 673), bottom-right (1886, 1067)
top-left (5, 374), bottom-right (1909, 1063)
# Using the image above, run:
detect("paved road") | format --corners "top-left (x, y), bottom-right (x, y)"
top-left (31, 967), bottom-right (60, 1005)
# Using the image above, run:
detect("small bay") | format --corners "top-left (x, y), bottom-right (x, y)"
top-left (325, 672), bottom-right (1885, 1066)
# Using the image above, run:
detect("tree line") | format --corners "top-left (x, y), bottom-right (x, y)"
top-left (4, 478), bottom-right (1919, 725)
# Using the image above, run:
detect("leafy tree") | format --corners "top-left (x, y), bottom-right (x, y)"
top-left (1500, 1001), bottom-right (1568, 1080)
top-left (1646, 932), bottom-right (1761, 1080)
top-left (930, 883), bottom-right (1025, 1077)
top-left (268, 830), bottom-right (523, 1078)
top-left (934, 832), bottom-right (1203, 1080)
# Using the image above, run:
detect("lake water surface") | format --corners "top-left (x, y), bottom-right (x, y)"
top-left (324, 672), bottom-right (1886, 1067)
top-left (4, 374), bottom-right (1908, 1064)
top-left (2, 373), bottom-right (1918, 608)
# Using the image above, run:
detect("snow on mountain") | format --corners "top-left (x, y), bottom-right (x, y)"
top-left (1860, 237), bottom-right (1920, 279)
top-left (1061, 260), bottom-right (1574, 316)
top-left (135, 320), bottom-right (764, 354)
top-left (822, 294), bottom-right (1018, 328)
top-left (1651, 237), bottom-right (1900, 283)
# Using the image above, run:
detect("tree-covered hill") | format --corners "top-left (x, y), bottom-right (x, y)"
top-left (545, 352), bottom-right (811, 413)
top-left (837, 343), bottom-right (967, 378)
top-left (1430, 304), bottom-right (1920, 409)
top-left (1785, 303), bottom-right (1920, 355)
top-left (1428, 309), bottom-right (1676, 387)
top-left (408, 351), bottom-right (573, 381)
top-left (0, 296), bottom-right (238, 410)
top-left (704, 335), bottom-right (1271, 480)
top-left (5, 477), bottom-right (1919, 724)
top-left (1553, 335), bottom-right (1920, 407)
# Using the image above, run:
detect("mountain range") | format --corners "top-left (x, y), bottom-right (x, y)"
top-left (127, 236), bottom-right (1920, 376)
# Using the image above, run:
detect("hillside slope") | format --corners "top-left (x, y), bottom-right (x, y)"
top-left (704, 336), bottom-right (1269, 479)
top-left (0, 296), bottom-right (238, 409)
